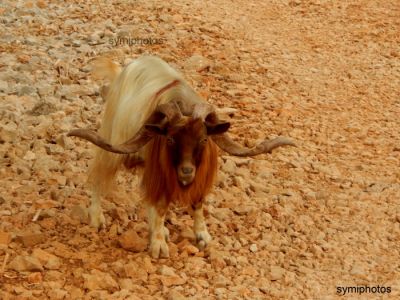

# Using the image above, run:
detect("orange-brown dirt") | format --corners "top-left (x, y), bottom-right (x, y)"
top-left (0, 0), bottom-right (399, 299)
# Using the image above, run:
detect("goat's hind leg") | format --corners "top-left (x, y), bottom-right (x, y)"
top-left (147, 199), bottom-right (170, 258)
top-left (193, 201), bottom-right (212, 250)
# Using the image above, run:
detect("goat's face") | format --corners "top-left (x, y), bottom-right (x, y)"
top-left (146, 118), bottom-right (230, 186)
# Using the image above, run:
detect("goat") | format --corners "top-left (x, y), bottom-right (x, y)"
top-left (68, 56), bottom-right (295, 258)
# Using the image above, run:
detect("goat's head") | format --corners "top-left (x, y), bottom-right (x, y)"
top-left (145, 104), bottom-right (230, 186)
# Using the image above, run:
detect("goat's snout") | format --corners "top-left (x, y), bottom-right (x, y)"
top-left (181, 166), bottom-right (194, 174)
top-left (177, 163), bottom-right (196, 186)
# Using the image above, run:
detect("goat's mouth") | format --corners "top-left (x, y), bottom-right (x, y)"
top-left (178, 175), bottom-right (195, 187)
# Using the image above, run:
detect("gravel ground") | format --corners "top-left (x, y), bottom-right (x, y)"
top-left (0, 0), bottom-right (399, 299)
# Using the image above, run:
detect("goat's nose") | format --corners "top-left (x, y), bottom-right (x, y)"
top-left (182, 167), bottom-right (194, 174)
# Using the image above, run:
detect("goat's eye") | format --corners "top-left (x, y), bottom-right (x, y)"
top-left (167, 137), bottom-right (175, 145)
top-left (200, 137), bottom-right (208, 145)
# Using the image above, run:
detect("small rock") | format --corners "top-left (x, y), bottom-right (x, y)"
top-left (29, 101), bottom-right (57, 116)
top-left (172, 14), bottom-right (183, 23)
top-left (18, 233), bottom-right (46, 247)
top-left (32, 248), bottom-right (61, 270)
top-left (180, 228), bottom-right (196, 241)
top-left (124, 262), bottom-right (148, 282)
top-left (270, 266), bottom-right (285, 281)
top-left (45, 144), bottom-right (64, 155)
top-left (8, 255), bottom-right (44, 272)
top-left (0, 210), bottom-right (12, 216)
top-left (233, 206), bottom-right (252, 216)
top-left (37, 84), bottom-right (55, 97)
top-left (0, 231), bottom-right (11, 245)
top-left (207, 249), bottom-right (226, 269)
top-left (23, 151), bottom-right (36, 161)
top-left (69, 287), bottom-right (84, 299)
top-left (215, 287), bottom-right (227, 296)
top-left (168, 290), bottom-right (186, 300)
top-left (118, 278), bottom-right (134, 290)
top-left (184, 54), bottom-right (212, 72)
top-left (0, 123), bottom-right (18, 142)
top-left (182, 244), bottom-right (199, 255)
top-left (221, 159), bottom-right (236, 174)
top-left (232, 176), bottom-right (247, 189)
top-left (13, 286), bottom-right (28, 295)
top-left (160, 275), bottom-right (186, 287)
top-left (249, 244), bottom-right (258, 253)
top-left (47, 289), bottom-right (68, 300)
top-left (142, 256), bottom-right (157, 273)
top-left (17, 85), bottom-right (37, 96)
top-left (214, 274), bottom-right (230, 287)
top-left (83, 269), bottom-right (119, 292)
top-left (0, 80), bottom-right (9, 92)
top-left (350, 263), bottom-right (365, 276)
top-left (118, 229), bottom-right (147, 252)
top-left (159, 14), bottom-right (170, 22)
top-left (27, 272), bottom-right (43, 284)
top-left (158, 265), bottom-right (176, 276)
top-left (69, 205), bottom-right (89, 224)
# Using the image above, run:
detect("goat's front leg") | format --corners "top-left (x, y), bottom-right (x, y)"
top-left (147, 199), bottom-right (170, 258)
top-left (88, 190), bottom-right (106, 229)
top-left (193, 201), bottom-right (212, 250)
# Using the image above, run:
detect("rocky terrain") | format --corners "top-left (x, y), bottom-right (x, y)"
top-left (0, 0), bottom-right (399, 299)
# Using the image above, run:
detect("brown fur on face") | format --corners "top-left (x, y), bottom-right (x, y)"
top-left (142, 118), bottom-right (218, 206)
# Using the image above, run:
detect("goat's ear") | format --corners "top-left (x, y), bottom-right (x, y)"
top-left (206, 122), bottom-right (230, 135)
top-left (145, 124), bottom-right (167, 135)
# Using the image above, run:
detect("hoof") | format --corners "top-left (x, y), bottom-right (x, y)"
top-left (88, 206), bottom-right (106, 230)
top-left (149, 236), bottom-right (169, 259)
top-left (196, 230), bottom-right (212, 251)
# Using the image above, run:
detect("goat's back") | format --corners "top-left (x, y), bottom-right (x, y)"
top-left (100, 56), bottom-right (184, 144)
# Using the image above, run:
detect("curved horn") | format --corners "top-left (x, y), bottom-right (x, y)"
top-left (212, 134), bottom-right (296, 157)
top-left (67, 127), bottom-right (154, 154)
top-left (154, 101), bottom-right (182, 123)
top-left (192, 103), bottom-right (217, 121)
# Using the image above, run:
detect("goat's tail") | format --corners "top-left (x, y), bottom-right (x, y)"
top-left (91, 57), bottom-right (122, 82)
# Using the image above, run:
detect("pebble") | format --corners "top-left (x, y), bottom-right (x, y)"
top-left (270, 266), bottom-right (285, 281)
top-left (184, 54), bottom-right (212, 72)
top-left (8, 255), bottom-right (44, 272)
top-left (118, 229), bottom-right (147, 252)
top-left (158, 265), bottom-right (177, 276)
top-left (0, 231), bottom-right (11, 245)
top-left (0, 80), bottom-right (9, 92)
top-left (47, 289), bottom-right (68, 300)
top-left (83, 270), bottom-right (119, 292)
top-left (27, 272), bottom-right (43, 284)
top-left (168, 290), bottom-right (186, 300)
top-left (23, 151), bottom-right (36, 161)
top-left (69, 205), bottom-right (89, 224)
top-left (32, 248), bottom-right (62, 270)
top-left (17, 233), bottom-right (46, 247)
top-left (249, 244), bottom-right (258, 252)
top-left (160, 275), bottom-right (187, 287)
top-left (221, 159), bottom-right (236, 174)
top-left (124, 262), bottom-right (148, 282)
top-left (17, 85), bottom-right (37, 96)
